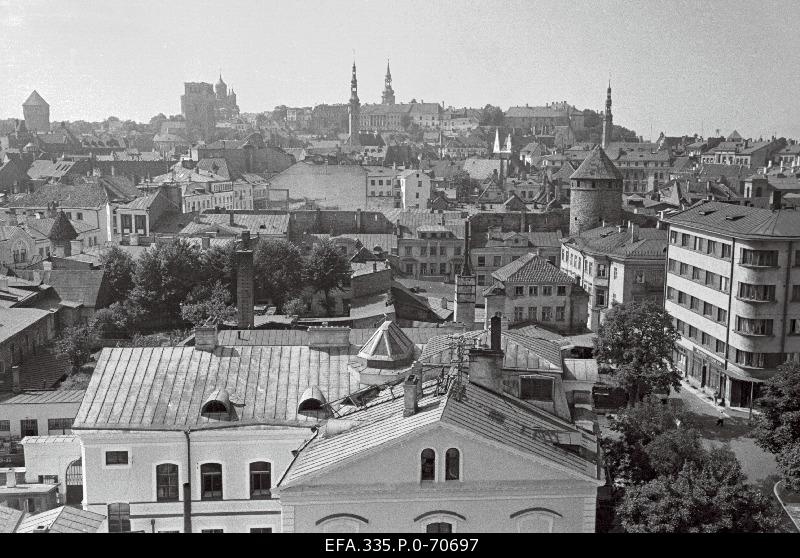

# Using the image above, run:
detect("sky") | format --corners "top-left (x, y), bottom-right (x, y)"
top-left (1, 0), bottom-right (799, 139)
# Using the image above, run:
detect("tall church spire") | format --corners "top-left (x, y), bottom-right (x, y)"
top-left (349, 61), bottom-right (361, 146)
top-left (493, 128), bottom-right (501, 154)
top-left (382, 58), bottom-right (395, 105)
top-left (602, 80), bottom-right (613, 149)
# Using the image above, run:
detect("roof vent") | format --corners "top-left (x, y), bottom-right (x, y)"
top-left (698, 210), bottom-right (716, 216)
top-left (725, 214), bottom-right (745, 221)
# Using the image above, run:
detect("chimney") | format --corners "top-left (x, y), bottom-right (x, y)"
top-left (307, 326), bottom-right (351, 348)
top-left (236, 232), bottom-right (255, 329)
top-left (468, 315), bottom-right (504, 392)
top-left (403, 373), bottom-right (421, 417)
top-left (229, 210), bottom-right (235, 226)
top-left (441, 297), bottom-right (448, 310)
top-left (195, 324), bottom-right (218, 351)
top-left (372, 261), bottom-right (377, 273)
top-left (6, 468), bottom-right (16, 488)
top-left (201, 236), bottom-right (210, 250)
top-left (11, 366), bottom-right (21, 393)
top-left (771, 190), bottom-right (782, 211)
top-left (629, 222), bottom-right (640, 242)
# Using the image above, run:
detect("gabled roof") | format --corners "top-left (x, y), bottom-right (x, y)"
top-left (0, 308), bottom-right (51, 343)
top-left (569, 147), bottom-right (623, 181)
top-left (491, 253), bottom-right (572, 284)
top-left (15, 506), bottom-right (105, 533)
top-left (278, 377), bottom-right (598, 487)
top-left (46, 211), bottom-right (78, 241)
top-left (357, 320), bottom-right (415, 364)
top-left (23, 90), bottom-right (48, 107)
top-left (16, 269), bottom-right (109, 307)
top-left (0, 506), bottom-right (24, 533)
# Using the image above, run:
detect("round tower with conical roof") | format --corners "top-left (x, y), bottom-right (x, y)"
top-left (568, 146), bottom-right (623, 235)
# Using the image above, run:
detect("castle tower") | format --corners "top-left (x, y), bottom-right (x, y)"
top-left (382, 59), bottom-right (396, 105)
top-left (348, 61), bottom-right (361, 146)
top-left (601, 81), bottom-right (613, 149)
top-left (215, 74), bottom-right (228, 100)
top-left (23, 90), bottom-right (50, 133)
top-left (568, 146), bottom-right (623, 235)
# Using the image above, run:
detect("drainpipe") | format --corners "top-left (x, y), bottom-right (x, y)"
top-left (183, 430), bottom-right (192, 534)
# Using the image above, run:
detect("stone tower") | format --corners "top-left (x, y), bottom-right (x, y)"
top-left (23, 90), bottom-right (50, 133)
top-left (348, 61), bottom-right (361, 147)
top-left (601, 81), bottom-right (613, 149)
top-left (454, 219), bottom-right (476, 329)
top-left (382, 59), bottom-right (395, 105)
top-left (568, 146), bottom-right (623, 235)
top-left (215, 74), bottom-right (228, 99)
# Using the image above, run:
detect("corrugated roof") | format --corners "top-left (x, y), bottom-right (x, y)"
top-left (0, 390), bottom-right (84, 405)
top-left (666, 201), bottom-right (800, 239)
top-left (16, 506), bottom-right (105, 533)
top-left (420, 330), bottom-right (561, 371)
top-left (216, 327), bottom-right (465, 347)
top-left (73, 345), bottom-right (362, 430)
top-left (570, 147), bottom-right (623, 181)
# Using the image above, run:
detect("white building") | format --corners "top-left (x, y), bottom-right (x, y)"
top-left (398, 170), bottom-right (432, 210)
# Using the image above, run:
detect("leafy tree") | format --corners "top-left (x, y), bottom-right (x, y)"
top-left (91, 301), bottom-right (134, 338)
top-left (479, 104), bottom-right (505, 127)
top-left (303, 240), bottom-right (351, 316)
top-left (594, 300), bottom-right (680, 404)
top-left (253, 238), bottom-right (303, 310)
top-left (400, 113), bottom-right (412, 130)
top-left (100, 246), bottom-right (136, 303)
top-left (753, 362), bottom-right (800, 491)
top-left (56, 325), bottom-right (97, 370)
top-left (282, 297), bottom-right (306, 317)
top-left (617, 446), bottom-right (778, 533)
top-left (180, 281), bottom-right (237, 327)
top-left (128, 239), bottom-right (203, 329)
top-left (198, 241), bottom-right (236, 297)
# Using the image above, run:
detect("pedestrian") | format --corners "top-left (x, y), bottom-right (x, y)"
top-left (715, 407), bottom-right (726, 427)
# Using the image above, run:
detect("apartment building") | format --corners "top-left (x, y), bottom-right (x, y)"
top-left (561, 223), bottom-right (668, 331)
top-left (663, 198), bottom-right (800, 410)
top-left (472, 229), bottom-right (561, 288)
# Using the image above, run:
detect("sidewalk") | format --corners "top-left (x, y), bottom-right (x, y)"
top-left (677, 378), bottom-right (759, 420)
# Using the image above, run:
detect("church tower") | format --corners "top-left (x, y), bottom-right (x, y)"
top-left (382, 59), bottom-right (395, 105)
top-left (601, 81), bottom-right (613, 149)
top-left (349, 61), bottom-right (361, 146)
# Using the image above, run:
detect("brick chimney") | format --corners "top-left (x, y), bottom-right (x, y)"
top-left (770, 190), bottom-right (782, 211)
top-left (403, 373), bottom-right (422, 417)
top-left (195, 325), bottom-right (218, 351)
top-left (236, 231), bottom-right (254, 329)
top-left (468, 315), bottom-right (504, 393)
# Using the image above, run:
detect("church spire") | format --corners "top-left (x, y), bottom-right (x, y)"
top-left (493, 128), bottom-right (501, 154)
top-left (382, 58), bottom-right (395, 105)
top-left (350, 60), bottom-right (359, 105)
top-left (602, 80), bottom-right (613, 149)
top-left (349, 61), bottom-right (361, 146)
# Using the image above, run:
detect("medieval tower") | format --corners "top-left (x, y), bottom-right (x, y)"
top-left (348, 61), bottom-right (361, 146)
top-left (601, 81), bottom-right (613, 149)
top-left (381, 59), bottom-right (396, 105)
top-left (23, 90), bottom-right (50, 133)
top-left (568, 146), bottom-right (623, 235)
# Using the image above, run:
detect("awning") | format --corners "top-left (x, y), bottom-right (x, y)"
top-left (721, 365), bottom-right (772, 383)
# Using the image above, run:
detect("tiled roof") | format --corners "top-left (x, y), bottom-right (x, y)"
top-left (665, 200), bottom-right (800, 239)
top-left (279, 377), bottom-right (596, 487)
top-left (491, 253), bottom-right (573, 284)
top-left (569, 147), bottom-right (623, 181)
top-left (12, 183), bottom-right (110, 209)
top-left (563, 225), bottom-right (668, 259)
top-left (17, 269), bottom-right (109, 307)
top-left (16, 506), bottom-right (105, 533)
top-left (178, 213), bottom-right (290, 237)
top-left (0, 390), bottom-right (84, 405)
top-left (73, 345), bottom-right (362, 430)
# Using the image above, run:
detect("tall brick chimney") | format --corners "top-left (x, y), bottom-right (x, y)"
top-left (454, 219), bottom-right (476, 329)
top-left (236, 231), bottom-right (254, 329)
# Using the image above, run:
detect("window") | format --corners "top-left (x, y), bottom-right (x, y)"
top-left (20, 419), bottom-right (38, 437)
top-left (47, 418), bottom-right (73, 434)
top-left (668, 259), bottom-right (677, 272)
top-left (721, 244), bottom-right (731, 259)
top-left (477, 274), bottom-right (486, 286)
top-left (156, 463), bottom-right (179, 502)
top-left (0, 420), bottom-right (9, 432)
top-left (681, 233), bottom-right (691, 247)
top-left (670, 230), bottom-right (677, 244)
top-left (703, 302), bottom-right (713, 317)
top-left (636, 271), bottom-right (646, 284)
top-left (679, 262), bottom-right (688, 276)
top-left (405, 246), bottom-right (412, 256)
top-left (107, 503), bottom-right (131, 533)
top-left (493, 256), bottom-right (502, 267)
top-left (439, 246), bottom-right (446, 256)
top-left (201, 463), bottom-right (223, 500)
top-left (528, 307), bottom-right (536, 320)
top-left (405, 264), bottom-right (414, 274)
top-left (445, 448), bottom-right (460, 481)
top-left (201, 529), bottom-right (224, 533)
top-left (597, 264), bottom-right (607, 278)
top-left (555, 306), bottom-right (565, 321)
top-left (515, 286), bottom-right (524, 296)
top-left (541, 307), bottom-right (552, 321)
top-left (250, 462), bottom-right (272, 499)
top-left (38, 475), bottom-right (58, 484)
top-left (690, 296), bottom-right (700, 311)
top-left (740, 249), bottom-right (778, 267)
top-left (613, 266), bottom-right (618, 279)
top-left (716, 340), bottom-right (727, 355)
top-left (557, 286), bottom-right (566, 296)
top-left (717, 308), bottom-right (727, 324)
top-left (520, 376), bottom-right (554, 401)
top-left (426, 522), bottom-right (453, 533)
top-left (542, 286), bottom-right (553, 296)
top-left (529, 286), bottom-right (538, 296)
top-left (477, 256), bottom-right (485, 266)
top-left (735, 316), bottom-right (774, 336)
top-left (420, 246), bottom-right (427, 256)
top-left (439, 263), bottom-right (447, 275)
top-left (738, 283), bottom-right (775, 302)
top-left (596, 289), bottom-right (606, 307)
top-left (420, 449), bottom-right (436, 482)
top-left (706, 239), bottom-right (716, 255)
top-left (515, 511), bottom-right (558, 533)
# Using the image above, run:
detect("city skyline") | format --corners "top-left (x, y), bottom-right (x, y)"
top-left (1, 0), bottom-right (799, 139)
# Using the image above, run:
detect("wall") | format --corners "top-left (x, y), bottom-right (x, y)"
top-left (20, 436), bottom-right (81, 499)
top-left (288, 210), bottom-right (393, 241)
top-left (0, 312), bottom-right (56, 392)
top-left (0, 399), bottom-right (81, 437)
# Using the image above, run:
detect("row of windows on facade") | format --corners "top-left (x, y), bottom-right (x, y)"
top-left (668, 258), bottom-right (731, 293)
top-left (669, 231), bottom-right (733, 260)
top-left (512, 285), bottom-right (567, 297)
top-left (103, 451), bottom-right (272, 502)
top-left (107, 503), bottom-right (273, 533)
top-left (511, 306), bottom-right (566, 323)
top-left (563, 250), bottom-right (609, 279)
top-left (403, 245), bottom-right (462, 257)
top-left (406, 262), bottom-right (454, 276)
top-left (0, 418), bottom-right (72, 436)
top-left (667, 286), bottom-right (729, 324)
top-left (673, 316), bottom-right (782, 369)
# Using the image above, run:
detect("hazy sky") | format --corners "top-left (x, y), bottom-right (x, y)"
top-left (1, 0), bottom-right (798, 139)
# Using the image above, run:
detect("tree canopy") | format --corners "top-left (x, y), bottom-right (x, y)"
top-left (253, 238), bottom-right (304, 310)
top-left (100, 246), bottom-right (136, 303)
top-left (303, 240), bottom-right (351, 315)
top-left (594, 300), bottom-right (680, 403)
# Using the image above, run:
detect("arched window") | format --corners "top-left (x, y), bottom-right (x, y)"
top-left (200, 463), bottom-right (223, 500)
top-left (420, 448), bottom-right (436, 482)
top-left (249, 461), bottom-right (271, 499)
top-left (156, 463), bottom-right (179, 502)
top-left (445, 448), bottom-right (460, 481)
top-left (107, 503), bottom-right (131, 533)
top-left (426, 522), bottom-right (453, 533)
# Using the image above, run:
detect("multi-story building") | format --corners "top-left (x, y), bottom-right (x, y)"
top-left (701, 138), bottom-right (784, 168)
top-left (483, 253), bottom-right (589, 333)
top-left (663, 198), bottom-right (800, 410)
top-left (561, 223), bottom-right (668, 331)
top-left (472, 230), bottom-right (561, 287)
top-left (398, 224), bottom-right (464, 282)
top-left (181, 82), bottom-right (217, 140)
top-left (605, 142), bottom-right (672, 194)
top-left (310, 104), bottom-right (349, 134)
top-left (398, 169), bottom-right (432, 210)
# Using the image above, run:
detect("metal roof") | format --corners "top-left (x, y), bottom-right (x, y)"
top-left (73, 345), bottom-right (361, 430)
top-left (215, 327), bottom-right (464, 347)
top-left (0, 390), bottom-right (85, 405)
top-left (666, 200), bottom-right (800, 239)
top-left (16, 506), bottom-right (105, 534)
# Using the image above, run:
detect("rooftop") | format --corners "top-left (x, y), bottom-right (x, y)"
top-left (570, 147), bottom-right (623, 181)
top-left (666, 200), bottom-right (800, 239)
top-left (491, 253), bottom-right (574, 284)
top-left (563, 225), bottom-right (668, 259)
top-left (16, 506), bottom-right (105, 534)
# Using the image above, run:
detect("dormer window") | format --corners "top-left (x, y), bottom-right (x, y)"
top-left (201, 390), bottom-right (232, 420)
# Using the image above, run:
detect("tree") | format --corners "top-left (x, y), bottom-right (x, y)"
top-left (100, 246), bottom-right (136, 303)
top-left (617, 446), bottom-right (778, 533)
top-left (56, 325), bottom-right (97, 370)
top-left (91, 301), bottom-right (134, 338)
top-left (180, 281), bottom-right (237, 327)
top-left (479, 104), bottom-right (504, 127)
top-left (303, 240), bottom-right (351, 316)
top-left (282, 297), bottom-right (306, 317)
top-left (594, 300), bottom-right (680, 404)
top-left (753, 362), bottom-right (800, 491)
top-left (198, 241), bottom-right (236, 298)
top-left (253, 238), bottom-right (303, 310)
top-left (400, 113), bottom-right (412, 130)
top-left (128, 239), bottom-right (203, 329)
